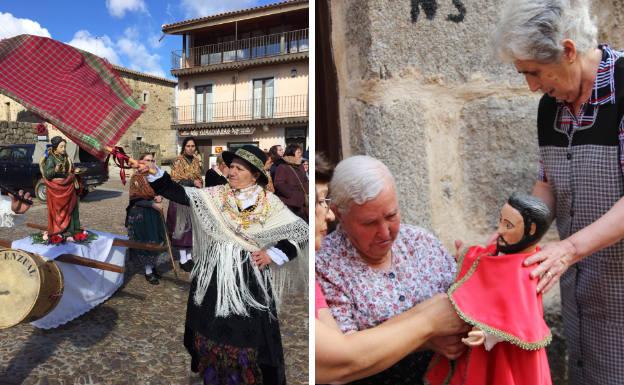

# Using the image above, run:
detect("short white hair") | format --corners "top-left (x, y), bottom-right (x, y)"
top-left (492, 0), bottom-right (597, 63)
top-left (330, 155), bottom-right (395, 214)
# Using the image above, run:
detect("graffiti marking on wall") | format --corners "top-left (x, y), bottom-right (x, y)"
top-left (411, 0), bottom-right (467, 23)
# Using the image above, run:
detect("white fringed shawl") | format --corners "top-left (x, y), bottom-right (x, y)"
top-left (186, 185), bottom-right (308, 317)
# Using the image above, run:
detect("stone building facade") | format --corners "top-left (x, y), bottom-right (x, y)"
top-left (0, 121), bottom-right (38, 144)
top-left (111, 65), bottom-right (177, 160)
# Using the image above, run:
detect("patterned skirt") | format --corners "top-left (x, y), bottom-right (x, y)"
top-left (184, 268), bottom-right (286, 385)
top-left (193, 333), bottom-right (262, 385)
top-left (126, 204), bottom-right (166, 266)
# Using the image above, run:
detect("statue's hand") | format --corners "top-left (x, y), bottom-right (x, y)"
top-left (461, 328), bottom-right (485, 347)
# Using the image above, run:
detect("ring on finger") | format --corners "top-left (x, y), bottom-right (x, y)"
top-left (545, 271), bottom-right (554, 279)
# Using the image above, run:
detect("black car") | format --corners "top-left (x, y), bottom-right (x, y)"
top-left (0, 143), bottom-right (109, 202)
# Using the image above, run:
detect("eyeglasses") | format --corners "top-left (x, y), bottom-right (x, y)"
top-left (144, 159), bottom-right (155, 163)
top-left (317, 198), bottom-right (331, 209)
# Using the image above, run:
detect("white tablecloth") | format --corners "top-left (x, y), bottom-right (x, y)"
top-left (11, 230), bottom-right (126, 329)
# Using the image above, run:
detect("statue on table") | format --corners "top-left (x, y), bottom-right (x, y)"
top-left (426, 192), bottom-right (553, 385)
top-left (39, 136), bottom-right (84, 243)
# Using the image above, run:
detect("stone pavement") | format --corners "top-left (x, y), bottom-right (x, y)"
top-left (0, 180), bottom-right (309, 385)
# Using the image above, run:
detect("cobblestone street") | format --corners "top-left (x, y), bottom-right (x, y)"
top-left (0, 179), bottom-right (309, 385)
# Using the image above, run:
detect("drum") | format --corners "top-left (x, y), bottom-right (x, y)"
top-left (0, 248), bottom-right (64, 329)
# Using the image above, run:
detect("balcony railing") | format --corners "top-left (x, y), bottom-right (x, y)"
top-left (171, 29), bottom-right (309, 70)
top-left (172, 95), bottom-right (308, 125)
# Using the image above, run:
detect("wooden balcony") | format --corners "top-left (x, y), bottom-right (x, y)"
top-left (171, 94), bottom-right (308, 130)
top-left (171, 29), bottom-right (308, 75)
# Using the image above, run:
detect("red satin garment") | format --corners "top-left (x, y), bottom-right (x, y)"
top-left (425, 244), bottom-right (552, 385)
top-left (44, 174), bottom-right (78, 236)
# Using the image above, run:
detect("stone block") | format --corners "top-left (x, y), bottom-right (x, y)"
top-left (457, 95), bottom-right (540, 236)
top-left (348, 98), bottom-right (432, 229)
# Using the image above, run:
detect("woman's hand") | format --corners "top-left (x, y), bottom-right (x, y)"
top-left (9, 190), bottom-right (32, 214)
top-left (154, 195), bottom-right (162, 203)
top-left (425, 334), bottom-right (467, 360)
top-left (252, 250), bottom-right (272, 269)
top-left (424, 294), bottom-right (470, 336)
top-left (194, 179), bottom-right (203, 188)
top-left (524, 239), bottom-right (575, 293)
top-left (453, 240), bottom-right (464, 262)
top-left (134, 160), bottom-right (152, 174)
top-left (461, 327), bottom-right (485, 347)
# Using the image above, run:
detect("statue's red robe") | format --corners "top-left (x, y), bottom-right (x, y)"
top-left (425, 244), bottom-right (552, 385)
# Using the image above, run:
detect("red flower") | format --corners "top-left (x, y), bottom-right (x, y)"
top-left (49, 234), bottom-right (64, 244)
top-left (74, 232), bottom-right (88, 241)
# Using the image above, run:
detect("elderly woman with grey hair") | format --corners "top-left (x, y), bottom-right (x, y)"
top-left (493, 1), bottom-right (624, 384)
top-left (315, 155), bottom-right (461, 385)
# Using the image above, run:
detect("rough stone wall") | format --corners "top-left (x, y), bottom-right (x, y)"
top-left (330, 1), bottom-right (624, 384)
top-left (130, 140), bottom-right (162, 164)
top-left (0, 121), bottom-right (37, 144)
top-left (115, 73), bottom-right (177, 161)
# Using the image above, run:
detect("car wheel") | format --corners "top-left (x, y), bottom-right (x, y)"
top-left (35, 179), bottom-right (47, 203)
top-left (79, 189), bottom-right (89, 200)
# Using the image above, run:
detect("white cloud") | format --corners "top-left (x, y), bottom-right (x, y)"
top-left (106, 0), bottom-right (148, 18)
top-left (66, 28), bottom-right (165, 78)
top-left (67, 30), bottom-right (120, 64)
top-left (117, 28), bottom-right (165, 78)
top-left (181, 0), bottom-right (259, 18)
top-left (148, 33), bottom-right (163, 49)
top-left (0, 12), bottom-right (51, 39)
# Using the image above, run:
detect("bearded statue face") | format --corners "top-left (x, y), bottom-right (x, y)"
top-left (496, 203), bottom-right (534, 254)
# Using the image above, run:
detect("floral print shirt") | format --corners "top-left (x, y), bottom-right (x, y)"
top-left (316, 224), bottom-right (456, 333)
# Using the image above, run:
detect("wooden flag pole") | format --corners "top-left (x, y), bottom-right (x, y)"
top-left (158, 209), bottom-right (179, 278)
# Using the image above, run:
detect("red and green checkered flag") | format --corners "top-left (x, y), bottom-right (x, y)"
top-left (0, 34), bottom-right (145, 160)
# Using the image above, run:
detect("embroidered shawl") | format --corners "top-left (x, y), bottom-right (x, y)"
top-left (171, 155), bottom-right (202, 183)
top-left (186, 184), bottom-right (308, 317)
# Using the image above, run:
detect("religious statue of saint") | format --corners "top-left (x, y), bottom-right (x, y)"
top-left (426, 192), bottom-right (554, 385)
top-left (39, 136), bottom-right (84, 242)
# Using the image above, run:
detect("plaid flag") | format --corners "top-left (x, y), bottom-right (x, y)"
top-left (0, 34), bottom-right (145, 160)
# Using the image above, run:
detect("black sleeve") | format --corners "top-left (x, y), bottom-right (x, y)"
top-left (274, 239), bottom-right (298, 261)
top-left (204, 170), bottom-right (220, 188)
top-left (149, 172), bottom-right (190, 206)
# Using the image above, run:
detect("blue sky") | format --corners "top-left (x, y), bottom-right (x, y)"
top-left (0, 0), bottom-right (276, 79)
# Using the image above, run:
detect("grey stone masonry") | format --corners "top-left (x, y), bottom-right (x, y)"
top-left (0, 121), bottom-right (38, 144)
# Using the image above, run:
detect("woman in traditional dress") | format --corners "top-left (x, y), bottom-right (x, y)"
top-left (494, 1), bottom-right (624, 383)
top-left (166, 137), bottom-right (203, 272)
top-left (141, 144), bottom-right (307, 385)
top-left (273, 143), bottom-right (308, 221)
top-left (40, 136), bottom-right (82, 241)
top-left (125, 152), bottom-right (167, 285)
